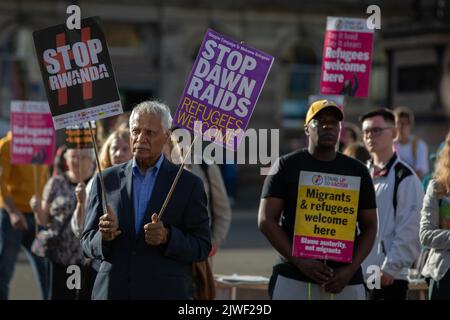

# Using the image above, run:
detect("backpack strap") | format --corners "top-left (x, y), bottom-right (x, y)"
top-left (392, 162), bottom-right (414, 218)
top-left (411, 136), bottom-right (418, 162)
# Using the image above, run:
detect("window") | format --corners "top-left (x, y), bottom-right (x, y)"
top-left (397, 65), bottom-right (438, 92)
top-left (102, 23), bottom-right (142, 48)
top-left (281, 43), bottom-right (320, 128)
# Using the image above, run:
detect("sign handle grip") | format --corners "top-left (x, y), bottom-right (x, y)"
top-left (32, 164), bottom-right (39, 236)
top-left (88, 121), bottom-right (108, 213)
top-left (77, 145), bottom-right (85, 226)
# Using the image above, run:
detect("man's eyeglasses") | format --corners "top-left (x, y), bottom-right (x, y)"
top-left (362, 127), bottom-right (393, 137)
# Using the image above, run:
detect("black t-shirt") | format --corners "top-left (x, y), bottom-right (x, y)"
top-left (261, 149), bottom-right (377, 285)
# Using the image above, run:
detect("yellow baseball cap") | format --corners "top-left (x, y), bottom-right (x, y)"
top-left (305, 99), bottom-right (343, 125)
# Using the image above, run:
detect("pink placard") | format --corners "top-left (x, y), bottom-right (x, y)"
top-left (293, 235), bottom-right (354, 263)
top-left (10, 101), bottom-right (55, 165)
top-left (320, 17), bottom-right (374, 98)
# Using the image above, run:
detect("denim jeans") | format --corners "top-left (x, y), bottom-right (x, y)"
top-left (0, 209), bottom-right (48, 300)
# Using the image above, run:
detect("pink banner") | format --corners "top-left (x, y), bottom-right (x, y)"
top-left (293, 235), bottom-right (354, 263)
top-left (320, 17), bottom-right (374, 98)
top-left (10, 101), bottom-right (55, 165)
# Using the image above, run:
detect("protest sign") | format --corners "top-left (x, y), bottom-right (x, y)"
top-left (10, 101), bottom-right (54, 165)
top-left (320, 17), bottom-right (374, 98)
top-left (33, 16), bottom-right (122, 129)
top-left (292, 171), bottom-right (360, 263)
top-left (64, 121), bottom-right (96, 149)
top-left (173, 28), bottom-right (274, 150)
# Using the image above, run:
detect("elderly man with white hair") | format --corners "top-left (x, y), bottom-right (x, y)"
top-left (81, 100), bottom-right (211, 300)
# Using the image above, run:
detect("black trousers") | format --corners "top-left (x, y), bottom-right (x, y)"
top-left (429, 269), bottom-right (450, 300)
top-left (371, 279), bottom-right (409, 300)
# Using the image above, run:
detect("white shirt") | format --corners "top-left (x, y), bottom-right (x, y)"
top-left (394, 135), bottom-right (429, 175)
top-left (362, 154), bottom-right (424, 281)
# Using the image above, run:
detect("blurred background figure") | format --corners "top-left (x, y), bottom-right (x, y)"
top-left (341, 122), bottom-right (363, 151)
top-left (220, 162), bottom-right (238, 207)
top-left (420, 130), bottom-right (450, 300)
top-left (99, 129), bottom-right (132, 171)
top-left (51, 145), bottom-right (68, 177)
top-left (394, 107), bottom-right (429, 180)
top-left (163, 135), bottom-right (232, 259)
top-left (31, 148), bottom-right (96, 300)
top-left (0, 131), bottom-right (49, 300)
top-left (343, 142), bottom-right (371, 164)
top-left (189, 159), bottom-right (232, 259)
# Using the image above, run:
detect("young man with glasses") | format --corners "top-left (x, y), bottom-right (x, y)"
top-left (258, 100), bottom-right (377, 300)
top-left (360, 108), bottom-right (424, 300)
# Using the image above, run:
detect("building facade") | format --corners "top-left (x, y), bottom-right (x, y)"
top-left (0, 0), bottom-right (448, 186)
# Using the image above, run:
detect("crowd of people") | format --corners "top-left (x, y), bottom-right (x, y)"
top-left (259, 101), bottom-right (450, 300)
top-left (0, 101), bottom-right (232, 300)
top-left (0, 99), bottom-right (449, 300)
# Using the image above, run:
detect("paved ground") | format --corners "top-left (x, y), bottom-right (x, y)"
top-left (214, 209), bottom-right (277, 275)
top-left (10, 254), bottom-right (41, 300)
top-left (7, 208), bottom-right (428, 300)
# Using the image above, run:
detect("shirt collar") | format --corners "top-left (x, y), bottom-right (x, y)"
top-left (369, 153), bottom-right (397, 178)
top-left (132, 153), bottom-right (164, 177)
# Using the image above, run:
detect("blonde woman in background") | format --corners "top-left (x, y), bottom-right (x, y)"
top-left (99, 129), bottom-right (132, 170)
top-left (420, 131), bottom-right (450, 300)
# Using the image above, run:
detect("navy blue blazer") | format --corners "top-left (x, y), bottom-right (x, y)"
top-left (81, 157), bottom-right (211, 300)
